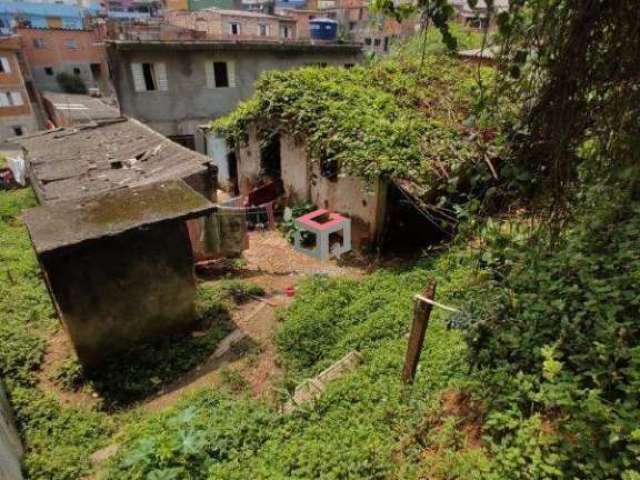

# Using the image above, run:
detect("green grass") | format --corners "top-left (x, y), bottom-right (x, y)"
top-left (0, 188), bottom-right (260, 479)
top-left (104, 248), bottom-right (485, 479)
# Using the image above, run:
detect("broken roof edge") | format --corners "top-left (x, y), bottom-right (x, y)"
top-left (23, 179), bottom-right (216, 255)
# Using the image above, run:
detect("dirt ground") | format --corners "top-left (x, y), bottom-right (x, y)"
top-left (37, 229), bottom-right (365, 414)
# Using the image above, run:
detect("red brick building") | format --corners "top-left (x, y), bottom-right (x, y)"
top-left (0, 35), bottom-right (38, 141)
top-left (17, 27), bottom-right (111, 95)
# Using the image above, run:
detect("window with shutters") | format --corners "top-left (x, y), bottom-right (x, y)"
top-left (258, 23), bottom-right (269, 36)
top-left (0, 57), bottom-right (10, 73)
top-left (131, 62), bottom-right (168, 92)
top-left (33, 38), bottom-right (45, 48)
top-left (205, 60), bottom-right (236, 89)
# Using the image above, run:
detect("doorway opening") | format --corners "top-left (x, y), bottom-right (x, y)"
top-left (260, 134), bottom-right (281, 181)
top-left (383, 182), bottom-right (450, 254)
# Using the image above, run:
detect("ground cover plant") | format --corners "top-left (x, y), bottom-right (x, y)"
top-left (0, 188), bottom-right (120, 479)
top-left (53, 280), bottom-right (264, 407)
top-left (105, 248), bottom-right (483, 479)
top-left (0, 188), bottom-right (265, 477)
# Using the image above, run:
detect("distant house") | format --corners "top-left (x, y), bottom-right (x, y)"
top-left (17, 26), bottom-right (111, 95)
top-left (164, 9), bottom-right (298, 41)
top-left (0, 35), bottom-right (39, 141)
top-left (0, 1), bottom-right (95, 31)
top-left (450, 0), bottom-right (509, 28)
top-left (15, 118), bottom-right (235, 368)
top-left (107, 39), bottom-right (362, 146)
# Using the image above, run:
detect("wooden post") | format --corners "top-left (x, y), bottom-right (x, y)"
top-left (402, 280), bottom-right (437, 384)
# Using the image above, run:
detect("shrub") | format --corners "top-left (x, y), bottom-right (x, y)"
top-left (56, 72), bottom-right (87, 94)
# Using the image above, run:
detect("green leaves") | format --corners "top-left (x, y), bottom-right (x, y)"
top-left (212, 35), bottom-right (491, 197)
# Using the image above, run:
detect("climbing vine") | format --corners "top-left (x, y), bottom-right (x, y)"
top-left (212, 32), bottom-right (499, 201)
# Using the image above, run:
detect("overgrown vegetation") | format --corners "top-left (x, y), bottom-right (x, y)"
top-left (2, 5), bottom-right (638, 478)
top-left (212, 28), bottom-right (497, 206)
top-left (56, 72), bottom-right (88, 94)
top-left (106, 251), bottom-right (477, 479)
top-left (0, 188), bottom-right (119, 479)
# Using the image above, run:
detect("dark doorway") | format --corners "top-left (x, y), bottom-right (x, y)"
top-left (383, 182), bottom-right (450, 253)
top-left (260, 134), bottom-right (281, 180)
top-left (227, 151), bottom-right (239, 195)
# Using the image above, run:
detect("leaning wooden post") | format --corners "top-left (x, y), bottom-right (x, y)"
top-left (402, 280), bottom-right (437, 384)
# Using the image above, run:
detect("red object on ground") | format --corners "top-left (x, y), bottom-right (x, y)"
top-left (285, 286), bottom-right (295, 297)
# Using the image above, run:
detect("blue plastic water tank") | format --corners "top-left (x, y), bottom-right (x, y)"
top-left (309, 18), bottom-right (338, 41)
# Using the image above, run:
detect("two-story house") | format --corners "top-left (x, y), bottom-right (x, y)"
top-left (107, 39), bottom-right (362, 147)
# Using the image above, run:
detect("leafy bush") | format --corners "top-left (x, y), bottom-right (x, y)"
top-left (458, 188), bottom-right (640, 478)
top-left (56, 72), bottom-right (87, 94)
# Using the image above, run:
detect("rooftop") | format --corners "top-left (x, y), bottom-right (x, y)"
top-left (16, 117), bottom-right (212, 203)
top-left (23, 179), bottom-right (215, 254)
top-left (202, 7), bottom-right (295, 20)
top-left (107, 38), bottom-right (362, 52)
top-left (41, 92), bottom-right (121, 124)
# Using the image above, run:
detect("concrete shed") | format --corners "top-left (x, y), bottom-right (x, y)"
top-left (22, 180), bottom-right (216, 368)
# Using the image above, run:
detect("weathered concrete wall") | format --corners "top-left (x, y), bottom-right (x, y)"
top-left (41, 220), bottom-right (198, 369)
top-left (237, 124), bottom-right (262, 195)
top-left (309, 162), bottom-right (383, 246)
top-left (110, 45), bottom-right (361, 137)
top-left (280, 134), bottom-right (309, 202)
top-left (0, 381), bottom-right (23, 480)
top-left (236, 130), bottom-right (384, 246)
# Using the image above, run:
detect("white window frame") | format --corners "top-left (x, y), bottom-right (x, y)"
top-left (0, 91), bottom-right (23, 107)
top-left (204, 60), bottom-right (236, 89)
top-left (229, 22), bottom-right (240, 35)
top-left (130, 62), bottom-right (168, 92)
top-left (0, 57), bottom-right (10, 73)
top-left (258, 23), bottom-right (269, 37)
top-left (64, 39), bottom-right (78, 50)
top-left (279, 24), bottom-right (291, 39)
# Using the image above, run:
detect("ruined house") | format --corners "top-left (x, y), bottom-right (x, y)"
top-left (16, 117), bottom-right (240, 368)
top-left (205, 124), bottom-right (441, 250)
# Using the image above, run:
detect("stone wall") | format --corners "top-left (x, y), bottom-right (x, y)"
top-left (0, 381), bottom-right (23, 480)
top-left (40, 220), bottom-right (198, 369)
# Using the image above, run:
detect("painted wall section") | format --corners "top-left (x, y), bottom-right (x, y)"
top-left (41, 221), bottom-right (198, 368)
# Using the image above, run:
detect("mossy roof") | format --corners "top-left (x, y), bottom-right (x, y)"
top-left (23, 180), bottom-right (215, 254)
